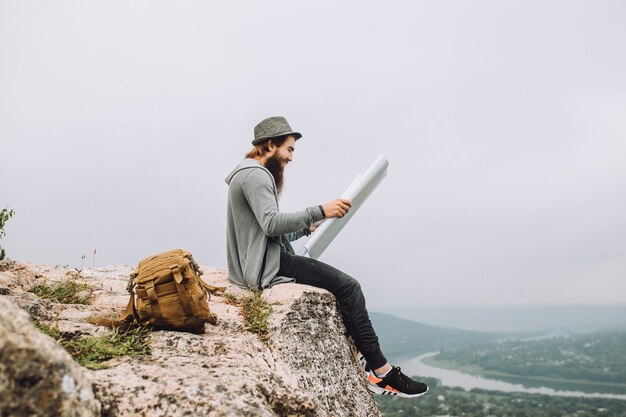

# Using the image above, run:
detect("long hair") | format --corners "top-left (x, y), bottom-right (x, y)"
top-left (244, 135), bottom-right (289, 159)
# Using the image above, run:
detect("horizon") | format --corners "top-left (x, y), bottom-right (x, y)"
top-left (374, 302), bottom-right (626, 308)
top-left (374, 303), bottom-right (626, 333)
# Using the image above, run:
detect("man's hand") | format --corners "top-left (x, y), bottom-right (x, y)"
top-left (322, 198), bottom-right (352, 218)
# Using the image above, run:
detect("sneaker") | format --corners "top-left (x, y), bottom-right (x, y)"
top-left (367, 366), bottom-right (428, 398)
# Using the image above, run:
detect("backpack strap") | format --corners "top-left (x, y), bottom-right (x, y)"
top-left (117, 290), bottom-right (137, 323)
top-left (198, 277), bottom-right (226, 294)
top-left (144, 280), bottom-right (163, 321)
top-left (88, 286), bottom-right (137, 329)
top-left (171, 264), bottom-right (194, 317)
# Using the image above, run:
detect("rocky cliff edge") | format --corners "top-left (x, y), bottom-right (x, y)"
top-left (0, 259), bottom-right (382, 417)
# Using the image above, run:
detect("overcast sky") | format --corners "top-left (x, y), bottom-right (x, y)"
top-left (1, 1), bottom-right (625, 308)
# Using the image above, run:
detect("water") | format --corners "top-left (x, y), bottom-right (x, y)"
top-left (400, 352), bottom-right (626, 400)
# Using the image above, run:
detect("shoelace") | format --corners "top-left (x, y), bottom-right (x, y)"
top-left (391, 366), bottom-right (413, 389)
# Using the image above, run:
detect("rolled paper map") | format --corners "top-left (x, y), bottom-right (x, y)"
top-left (299, 155), bottom-right (389, 259)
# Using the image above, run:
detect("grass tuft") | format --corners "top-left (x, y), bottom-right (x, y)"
top-left (36, 321), bottom-right (151, 369)
top-left (222, 291), bottom-right (241, 305)
top-left (241, 291), bottom-right (272, 338)
top-left (30, 275), bottom-right (91, 304)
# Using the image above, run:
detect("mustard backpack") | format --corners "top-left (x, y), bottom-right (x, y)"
top-left (115, 249), bottom-right (225, 333)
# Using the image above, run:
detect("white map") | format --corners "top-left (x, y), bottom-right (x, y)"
top-left (298, 155), bottom-right (389, 259)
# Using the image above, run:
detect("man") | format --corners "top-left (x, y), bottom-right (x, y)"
top-left (225, 116), bottom-right (428, 398)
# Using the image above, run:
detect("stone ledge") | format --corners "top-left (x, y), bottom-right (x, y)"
top-left (0, 260), bottom-right (382, 417)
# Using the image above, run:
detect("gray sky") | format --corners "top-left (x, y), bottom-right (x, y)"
top-left (1, 1), bottom-right (625, 308)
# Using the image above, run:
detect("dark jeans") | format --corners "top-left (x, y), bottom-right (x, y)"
top-left (277, 250), bottom-right (387, 370)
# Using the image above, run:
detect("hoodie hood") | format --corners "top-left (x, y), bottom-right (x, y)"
top-left (225, 158), bottom-right (272, 186)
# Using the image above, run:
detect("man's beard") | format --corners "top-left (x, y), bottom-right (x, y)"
top-left (264, 154), bottom-right (285, 194)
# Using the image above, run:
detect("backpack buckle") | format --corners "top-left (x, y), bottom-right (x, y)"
top-left (171, 265), bottom-right (184, 284)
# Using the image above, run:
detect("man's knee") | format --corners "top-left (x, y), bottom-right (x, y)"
top-left (338, 275), bottom-right (362, 297)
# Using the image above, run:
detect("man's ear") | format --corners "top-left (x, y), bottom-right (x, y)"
top-left (267, 140), bottom-right (276, 152)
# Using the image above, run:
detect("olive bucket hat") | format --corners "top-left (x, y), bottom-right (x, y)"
top-left (252, 116), bottom-right (302, 145)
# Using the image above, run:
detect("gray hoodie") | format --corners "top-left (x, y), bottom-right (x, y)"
top-left (225, 158), bottom-right (325, 290)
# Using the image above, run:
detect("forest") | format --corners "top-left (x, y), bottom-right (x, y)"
top-left (433, 332), bottom-right (626, 384)
top-left (376, 377), bottom-right (626, 417)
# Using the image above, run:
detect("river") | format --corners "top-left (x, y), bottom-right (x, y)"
top-left (399, 352), bottom-right (626, 400)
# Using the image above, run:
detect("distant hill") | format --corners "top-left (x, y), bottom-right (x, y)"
top-left (374, 305), bottom-right (626, 333)
top-left (370, 312), bottom-right (512, 362)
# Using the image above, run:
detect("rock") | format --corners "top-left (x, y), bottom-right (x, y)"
top-left (266, 287), bottom-right (380, 415)
top-left (0, 270), bottom-right (19, 291)
top-left (73, 290), bottom-right (92, 302)
top-left (1, 262), bottom-right (384, 417)
top-left (0, 258), bottom-right (17, 272)
top-left (11, 291), bottom-right (55, 321)
top-left (0, 296), bottom-right (101, 416)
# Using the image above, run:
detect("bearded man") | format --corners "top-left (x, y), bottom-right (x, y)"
top-left (225, 116), bottom-right (428, 398)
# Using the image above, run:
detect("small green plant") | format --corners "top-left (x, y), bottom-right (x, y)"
top-left (35, 321), bottom-right (151, 370)
top-left (0, 207), bottom-right (15, 261)
top-left (241, 291), bottom-right (272, 339)
top-left (222, 291), bottom-right (240, 305)
top-left (0, 208), bottom-right (14, 238)
top-left (36, 321), bottom-right (62, 339)
top-left (30, 276), bottom-right (91, 304)
top-left (66, 268), bottom-right (83, 279)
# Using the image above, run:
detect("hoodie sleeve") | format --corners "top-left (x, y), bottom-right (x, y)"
top-left (285, 228), bottom-right (308, 242)
top-left (241, 168), bottom-right (324, 237)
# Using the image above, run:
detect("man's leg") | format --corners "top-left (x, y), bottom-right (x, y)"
top-left (277, 250), bottom-right (429, 398)
top-left (277, 250), bottom-right (387, 370)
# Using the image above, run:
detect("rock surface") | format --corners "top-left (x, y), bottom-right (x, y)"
top-left (0, 260), bottom-right (383, 417)
top-left (0, 296), bottom-right (101, 416)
